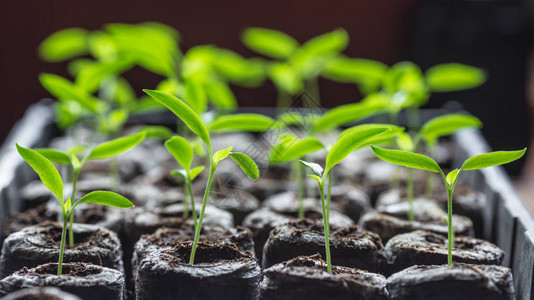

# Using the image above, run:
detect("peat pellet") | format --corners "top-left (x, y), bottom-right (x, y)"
top-left (359, 200), bottom-right (474, 242)
top-left (0, 286), bottom-right (81, 300)
top-left (263, 219), bottom-right (385, 272)
top-left (0, 263), bottom-right (125, 300)
top-left (242, 208), bottom-right (353, 259)
top-left (385, 230), bottom-right (504, 274)
top-left (260, 254), bottom-right (388, 300)
top-left (135, 242), bottom-right (261, 300)
top-left (132, 225), bottom-right (254, 278)
top-left (387, 264), bottom-right (514, 300)
top-left (0, 222), bottom-right (123, 278)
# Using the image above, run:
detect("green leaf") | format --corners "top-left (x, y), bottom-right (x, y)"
top-left (396, 132), bottom-right (414, 152)
top-left (271, 137), bottom-right (324, 164)
top-left (16, 144), bottom-right (63, 201)
top-left (325, 128), bottom-right (390, 174)
top-left (75, 59), bottom-right (133, 93)
top-left (214, 146), bottom-right (233, 165)
top-left (461, 148), bottom-right (526, 171)
top-left (321, 56), bottom-right (387, 93)
top-left (170, 169), bottom-right (188, 179)
top-left (312, 101), bottom-right (386, 132)
top-left (299, 160), bottom-right (323, 177)
top-left (39, 28), bottom-right (88, 62)
top-left (420, 114), bottom-right (482, 147)
top-left (242, 27), bottom-right (299, 59)
top-left (340, 124), bottom-right (404, 140)
top-left (204, 79), bottom-right (238, 109)
top-left (111, 77), bottom-right (136, 105)
top-left (143, 89), bottom-right (211, 146)
top-left (33, 148), bottom-right (72, 165)
top-left (306, 174), bottom-right (322, 184)
top-left (137, 125), bottom-right (174, 140)
top-left (209, 114), bottom-right (275, 133)
top-left (106, 108), bottom-right (129, 133)
top-left (184, 75), bottom-right (207, 114)
top-left (65, 197), bottom-right (72, 212)
top-left (39, 73), bottom-right (106, 115)
top-left (190, 165), bottom-right (205, 180)
top-left (446, 168), bottom-right (460, 186)
top-left (165, 136), bottom-right (193, 170)
top-left (426, 63), bottom-right (486, 92)
top-left (371, 146), bottom-right (441, 173)
top-left (211, 49), bottom-right (265, 87)
top-left (76, 191), bottom-right (134, 208)
top-left (229, 152), bottom-right (260, 180)
top-left (88, 132), bottom-right (146, 160)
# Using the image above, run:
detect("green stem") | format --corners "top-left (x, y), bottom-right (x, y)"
top-left (327, 171), bottom-right (332, 222)
top-left (68, 169), bottom-right (80, 248)
top-left (58, 215), bottom-right (68, 275)
top-left (407, 108), bottom-right (420, 131)
top-left (297, 161), bottom-right (304, 218)
top-left (190, 157), bottom-right (215, 265)
top-left (186, 179), bottom-right (198, 229)
top-left (319, 180), bottom-right (332, 274)
top-left (447, 187), bottom-right (454, 266)
top-left (276, 88), bottom-right (291, 113)
top-left (110, 158), bottom-right (119, 193)
top-left (305, 77), bottom-right (320, 107)
top-left (182, 183), bottom-right (190, 219)
top-left (407, 168), bottom-right (414, 222)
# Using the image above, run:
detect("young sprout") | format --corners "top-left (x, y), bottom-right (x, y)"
top-left (16, 144), bottom-right (135, 275)
top-left (242, 27), bottom-right (348, 108)
top-left (143, 89), bottom-right (260, 264)
top-left (33, 133), bottom-right (145, 248)
top-left (371, 145), bottom-right (526, 265)
top-left (165, 136), bottom-right (205, 223)
top-left (299, 127), bottom-right (392, 273)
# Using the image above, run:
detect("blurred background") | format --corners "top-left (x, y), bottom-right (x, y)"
top-left (1, 0), bottom-right (534, 208)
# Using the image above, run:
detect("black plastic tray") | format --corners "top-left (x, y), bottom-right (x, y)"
top-left (1, 100), bottom-right (533, 299)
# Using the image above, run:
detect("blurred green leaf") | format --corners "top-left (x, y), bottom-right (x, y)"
top-left (204, 79), bottom-right (237, 109)
top-left (420, 114), bottom-right (482, 147)
top-left (322, 56), bottom-right (387, 93)
top-left (312, 100), bottom-right (386, 132)
top-left (39, 28), bottom-right (88, 62)
top-left (270, 136), bottom-right (324, 164)
top-left (137, 125), bottom-right (174, 140)
top-left (269, 63), bottom-right (303, 95)
top-left (76, 59), bottom-right (133, 93)
top-left (209, 113), bottom-right (274, 132)
top-left (242, 27), bottom-right (299, 59)
top-left (88, 132), bottom-right (146, 160)
top-left (426, 63), bottom-right (486, 92)
top-left (165, 136), bottom-right (193, 170)
top-left (229, 152), bottom-right (259, 180)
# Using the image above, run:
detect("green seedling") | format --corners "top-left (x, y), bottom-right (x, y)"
top-left (298, 127), bottom-right (392, 273)
top-left (144, 89), bottom-right (260, 265)
top-left (371, 145), bottom-right (526, 265)
top-left (165, 136), bottom-right (205, 223)
top-left (33, 133), bottom-right (145, 248)
top-left (16, 144), bottom-right (135, 275)
top-left (242, 27), bottom-right (348, 108)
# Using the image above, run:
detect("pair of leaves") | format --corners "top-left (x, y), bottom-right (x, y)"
top-left (300, 127), bottom-right (391, 183)
top-left (16, 144), bottom-right (135, 210)
top-left (371, 146), bottom-right (526, 186)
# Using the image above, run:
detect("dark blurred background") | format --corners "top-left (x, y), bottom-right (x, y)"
top-left (1, 0), bottom-right (533, 178)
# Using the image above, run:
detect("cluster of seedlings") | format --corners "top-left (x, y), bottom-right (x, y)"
top-left (0, 23), bottom-right (524, 300)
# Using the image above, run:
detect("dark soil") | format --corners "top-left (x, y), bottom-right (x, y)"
top-left (262, 219), bottom-right (385, 272)
top-left (135, 242), bottom-right (261, 300)
top-left (260, 254), bottom-right (388, 300)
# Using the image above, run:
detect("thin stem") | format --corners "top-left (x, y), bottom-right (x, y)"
top-left (407, 168), bottom-right (414, 222)
top-left (68, 169), bottom-right (80, 248)
top-left (407, 108), bottom-right (420, 131)
top-left (305, 77), bottom-right (320, 107)
top-left (447, 187), bottom-right (454, 266)
top-left (190, 155), bottom-right (215, 265)
top-left (182, 182), bottom-right (190, 219)
top-left (319, 180), bottom-right (332, 274)
top-left (186, 178), bottom-right (198, 229)
top-left (276, 88), bottom-right (291, 113)
top-left (110, 158), bottom-right (119, 193)
top-left (58, 215), bottom-right (68, 276)
top-left (327, 171), bottom-right (332, 222)
top-left (297, 161), bottom-right (304, 218)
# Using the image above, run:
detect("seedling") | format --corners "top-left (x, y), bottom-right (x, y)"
top-left (16, 144), bottom-right (135, 275)
top-left (144, 89), bottom-right (260, 264)
top-left (33, 133), bottom-right (145, 248)
top-left (371, 145), bottom-right (526, 265)
top-left (165, 136), bottom-right (205, 222)
top-left (242, 27), bottom-right (348, 108)
top-left (299, 127), bottom-right (392, 273)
